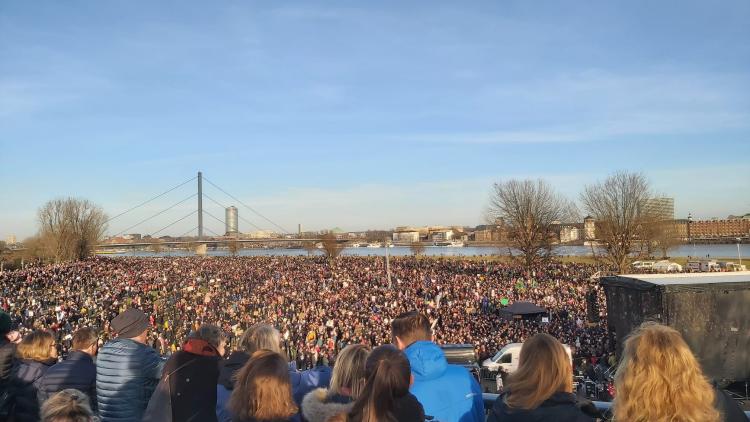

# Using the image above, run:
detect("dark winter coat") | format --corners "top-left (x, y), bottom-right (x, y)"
top-left (38, 350), bottom-right (97, 411)
top-left (9, 358), bottom-right (55, 422)
top-left (0, 339), bottom-right (16, 417)
top-left (301, 388), bottom-right (353, 422)
top-left (149, 338), bottom-right (222, 422)
top-left (216, 351), bottom-right (332, 422)
top-left (96, 338), bottom-right (166, 422)
top-left (217, 351), bottom-right (251, 422)
top-left (486, 392), bottom-right (594, 422)
top-left (0, 338), bottom-right (15, 385)
top-left (390, 392), bottom-right (426, 422)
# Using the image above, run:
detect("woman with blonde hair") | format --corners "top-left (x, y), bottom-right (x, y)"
top-left (228, 350), bottom-right (298, 422)
top-left (10, 330), bottom-right (58, 421)
top-left (40, 388), bottom-right (97, 422)
top-left (302, 344), bottom-right (371, 422)
top-left (613, 322), bottom-right (745, 422)
top-left (487, 333), bottom-right (592, 422)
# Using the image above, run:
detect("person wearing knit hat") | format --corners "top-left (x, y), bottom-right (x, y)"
top-left (110, 308), bottom-right (151, 341)
top-left (96, 308), bottom-right (166, 422)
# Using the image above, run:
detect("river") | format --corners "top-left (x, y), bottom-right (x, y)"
top-left (112, 243), bottom-right (749, 259)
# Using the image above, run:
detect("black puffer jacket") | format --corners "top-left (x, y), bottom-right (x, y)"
top-left (0, 338), bottom-right (15, 385)
top-left (38, 350), bottom-right (97, 411)
top-left (9, 358), bottom-right (55, 422)
top-left (487, 392), bottom-right (594, 422)
top-left (0, 339), bottom-right (17, 417)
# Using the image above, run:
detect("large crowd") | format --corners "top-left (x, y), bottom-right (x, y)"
top-left (0, 256), bottom-right (610, 366)
top-left (0, 256), bottom-right (747, 422)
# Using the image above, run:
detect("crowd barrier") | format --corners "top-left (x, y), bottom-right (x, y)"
top-left (481, 393), bottom-right (750, 419)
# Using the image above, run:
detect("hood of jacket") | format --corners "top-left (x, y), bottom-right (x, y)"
top-left (404, 341), bottom-right (448, 381)
top-left (219, 350), bottom-right (250, 390)
top-left (301, 388), bottom-right (353, 422)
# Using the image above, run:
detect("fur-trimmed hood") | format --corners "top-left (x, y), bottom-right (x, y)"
top-left (302, 388), bottom-right (353, 422)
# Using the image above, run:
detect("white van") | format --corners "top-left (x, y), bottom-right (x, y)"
top-left (632, 261), bottom-right (655, 270)
top-left (482, 342), bottom-right (573, 374)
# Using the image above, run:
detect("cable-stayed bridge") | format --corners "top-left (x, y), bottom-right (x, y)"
top-left (96, 172), bottom-right (320, 249)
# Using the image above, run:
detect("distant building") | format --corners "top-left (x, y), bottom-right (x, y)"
top-left (644, 197), bottom-right (675, 220)
top-left (473, 224), bottom-right (505, 242)
top-left (584, 216), bottom-right (596, 240)
top-left (392, 229), bottom-right (420, 243)
top-left (559, 225), bottom-right (580, 243)
top-left (246, 230), bottom-right (274, 239)
top-left (225, 206), bottom-right (238, 236)
top-left (429, 229), bottom-right (454, 242)
top-left (688, 218), bottom-right (750, 239)
top-left (5, 235), bottom-right (16, 245)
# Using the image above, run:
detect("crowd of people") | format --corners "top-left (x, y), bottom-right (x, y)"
top-left (1, 255), bottom-right (744, 421)
top-left (1, 307), bottom-right (746, 422)
top-left (0, 256), bottom-right (611, 367)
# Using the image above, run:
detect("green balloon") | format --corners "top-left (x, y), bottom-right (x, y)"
top-left (500, 298), bottom-right (509, 306)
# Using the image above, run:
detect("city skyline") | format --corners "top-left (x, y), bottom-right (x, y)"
top-left (2, 1), bottom-right (749, 239)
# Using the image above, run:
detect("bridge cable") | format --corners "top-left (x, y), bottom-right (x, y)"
top-left (202, 176), bottom-right (290, 234)
top-left (150, 210), bottom-right (197, 237)
top-left (113, 193), bottom-right (197, 237)
top-left (105, 176), bottom-right (196, 224)
top-left (203, 193), bottom-right (264, 231)
top-left (177, 226), bottom-right (199, 239)
top-left (203, 226), bottom-right (223, 237)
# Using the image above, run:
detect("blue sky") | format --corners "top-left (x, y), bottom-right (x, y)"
top-left (1, 0), bottom-right (749, 239)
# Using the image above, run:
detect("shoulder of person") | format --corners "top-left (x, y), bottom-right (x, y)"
top-left (302, 388), bottom-right (353, 422)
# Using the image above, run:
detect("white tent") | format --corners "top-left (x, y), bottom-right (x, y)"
top-left (653, 260), bottom-right (683, 272)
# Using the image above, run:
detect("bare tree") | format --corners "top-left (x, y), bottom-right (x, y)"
top-left (652, 220), bottom-right (681, 259)
top-left (227, 239), bottom-right (240, 256)
top-left (580, 171), bottom-right (656, 273)
top-left (37, 197), bottom-right (108, 262)
top-left (410, 242), bottom-right (426, 256)
top-left (303, 240), bottom-right (317, 256)
top-left (149, 238), bottom-right (164, 254)
top-left (487, 179), bottom-right (576, 271)
top-left (321, 233), bottom-right (343, 260)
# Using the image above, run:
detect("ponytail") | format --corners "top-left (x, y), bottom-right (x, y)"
top-left (347, 345), bottom-right (411, 422)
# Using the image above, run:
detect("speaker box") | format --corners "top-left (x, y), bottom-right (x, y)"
top-left (600, 272), bottom-right (750, 384)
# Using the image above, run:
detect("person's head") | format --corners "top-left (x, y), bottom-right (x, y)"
top-left (110, 308), bottom-right (150, 344)
top-left (72, 327), bottom-right (98, 357)
top-left (193, 324), bottom-right (228, 356)
top-left (348, 344), bottom-right (413, 422)
top-left (40, 389), bottom-right (95, 422)
top-left (228, 350), bottom-right (298, 421)
top-left (329, 344), bottom-right (371, 399)
top-left (613, 322), bottom-right (720, 422)
top-left (238, 323), bottom-right (281, 354)
top-left (504, 333), bottom-right (572, 410)
top-left (390, 311), bottom-right (431, 350)
top-left (17, 330), bottom-right (57, 361)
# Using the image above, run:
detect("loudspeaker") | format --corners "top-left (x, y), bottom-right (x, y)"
top-left (600, 273), bottom-right (750, 384)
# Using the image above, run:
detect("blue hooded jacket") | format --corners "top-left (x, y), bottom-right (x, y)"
top-left (404, 341), bottom-right (484, 422)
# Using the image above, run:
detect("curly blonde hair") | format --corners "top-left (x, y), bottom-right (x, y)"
top-left (613, 322), bottom-right (720, 422)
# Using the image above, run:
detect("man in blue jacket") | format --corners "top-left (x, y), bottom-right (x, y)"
top-left (392, 311), bottom-right (484, 422)
top-left (39, 327), bottom-right (99, 410)
top-left (96, 308), bottom-right (166, 422)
